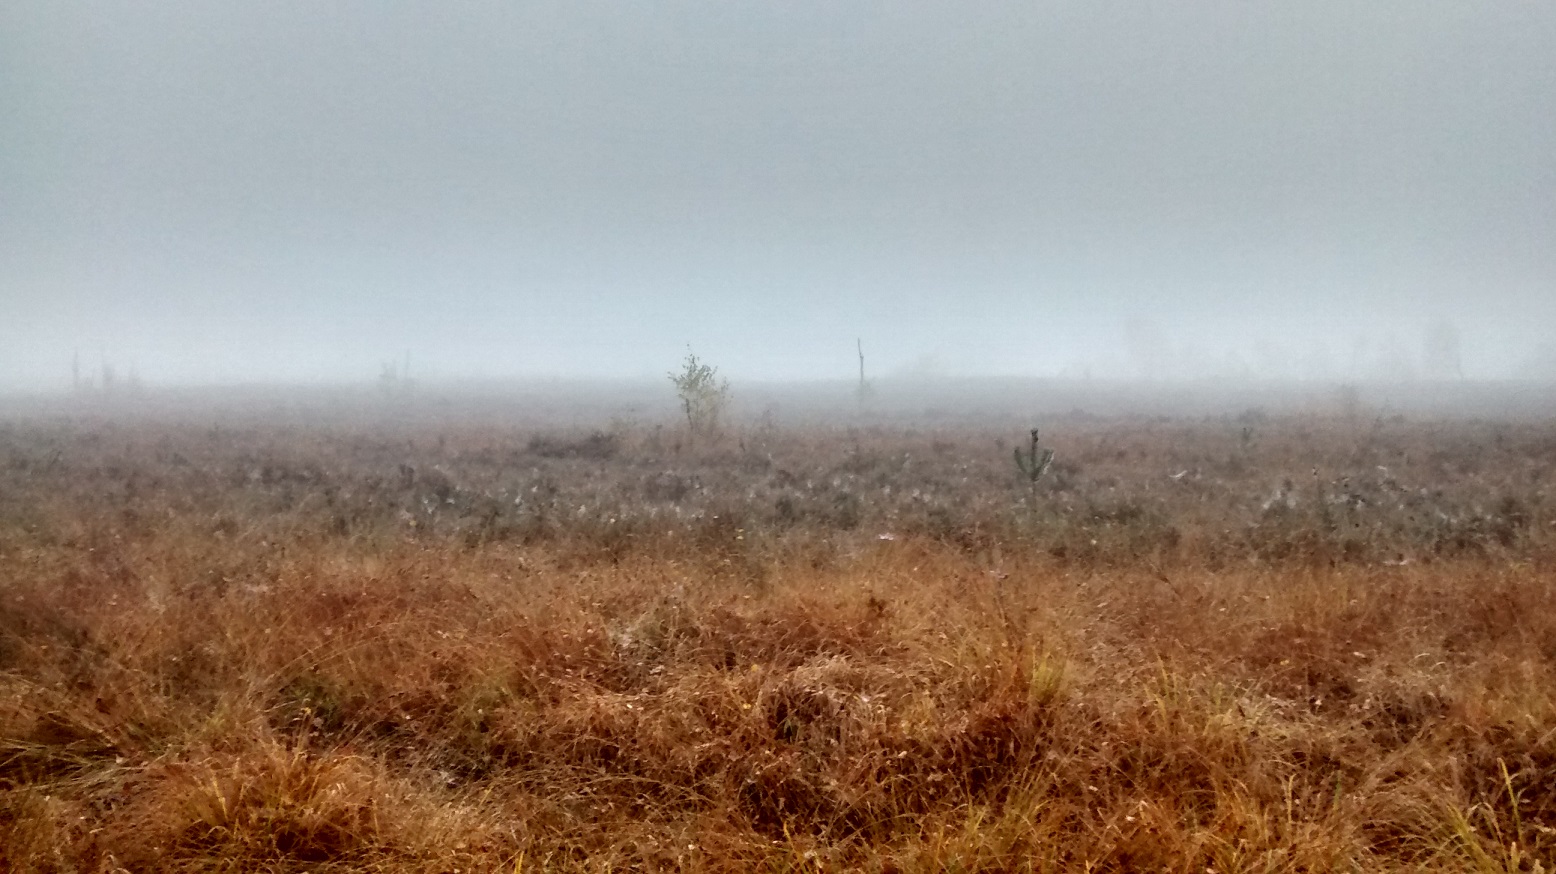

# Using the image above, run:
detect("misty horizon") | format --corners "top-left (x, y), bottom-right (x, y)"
top-left (4, 2), bottom-right (1554, 391)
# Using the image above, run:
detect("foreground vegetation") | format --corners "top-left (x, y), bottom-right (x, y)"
top-left (1, 412), bottom-right (1552, 871)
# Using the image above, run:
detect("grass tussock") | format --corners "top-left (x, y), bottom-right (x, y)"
top-left (0, 415), bottom-right (1553, 871)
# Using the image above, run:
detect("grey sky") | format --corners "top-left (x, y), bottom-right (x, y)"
top-left (3, 1), bottom-right (1553, 388)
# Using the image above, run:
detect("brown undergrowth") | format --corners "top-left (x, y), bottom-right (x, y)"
top-left (0, 416), bottom-right (1553, 871)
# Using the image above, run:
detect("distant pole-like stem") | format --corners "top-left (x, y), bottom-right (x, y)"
top-left (857, 338), bottom-right (868, 410)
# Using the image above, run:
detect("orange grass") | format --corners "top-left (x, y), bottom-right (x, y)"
top-left (0, 415), bottom-right (1553, 871)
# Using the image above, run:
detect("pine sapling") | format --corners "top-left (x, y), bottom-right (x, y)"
top-left (1014, 427), bottom-right (1055, 506)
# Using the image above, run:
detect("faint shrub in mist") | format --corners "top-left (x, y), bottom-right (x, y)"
top-left (1423, 320), bottom-right (1464, 380)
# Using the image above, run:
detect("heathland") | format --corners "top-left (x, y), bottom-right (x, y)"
top-left (1, 391), bottom-right (1553, 872)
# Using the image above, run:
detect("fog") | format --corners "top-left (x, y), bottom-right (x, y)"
top-left (3, 2), bottom-right (1554, 393)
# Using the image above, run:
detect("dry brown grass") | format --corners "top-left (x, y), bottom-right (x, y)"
top-left (0, 413), bottom-right (1553, 871)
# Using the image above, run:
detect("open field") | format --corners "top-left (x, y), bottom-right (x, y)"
top-left (2, 399), bottom-right (1554, 871)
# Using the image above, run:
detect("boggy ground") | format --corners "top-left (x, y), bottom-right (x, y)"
top-left (0, 414), bottom-right (1553, 872)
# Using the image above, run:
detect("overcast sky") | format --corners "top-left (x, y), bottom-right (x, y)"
top-left (3, 1), bottom-right (1553, 388)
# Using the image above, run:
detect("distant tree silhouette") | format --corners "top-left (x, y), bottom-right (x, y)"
top-left (1424, 321), bottom-right (1463, 380)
